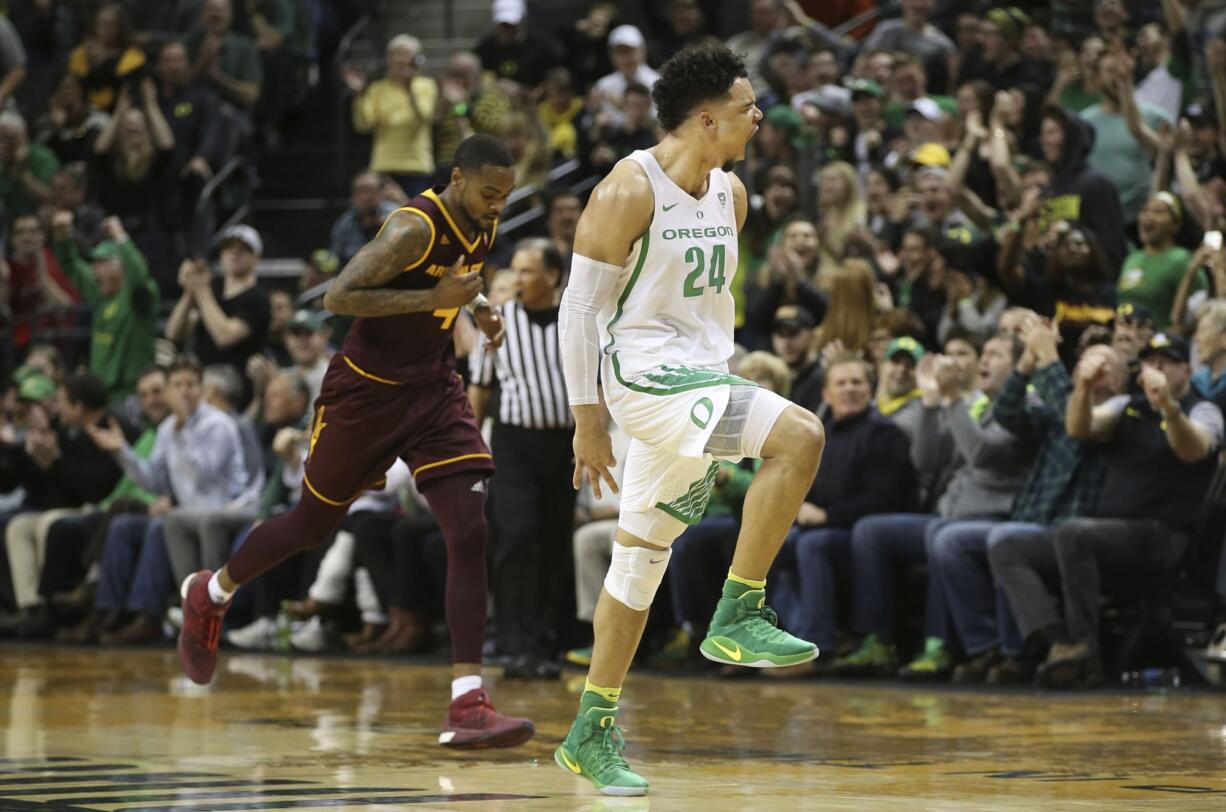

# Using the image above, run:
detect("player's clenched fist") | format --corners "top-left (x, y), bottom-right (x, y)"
top-left (431, 255), bottom-right (483, 309)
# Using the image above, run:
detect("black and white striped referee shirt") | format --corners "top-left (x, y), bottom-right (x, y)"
top-left (470, 301), bottom-right (573, 430)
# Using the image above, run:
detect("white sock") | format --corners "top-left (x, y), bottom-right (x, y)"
top-left (207, 572), bottom-right (235, 605)
top-left (451, 674), bottom-right (482, 700)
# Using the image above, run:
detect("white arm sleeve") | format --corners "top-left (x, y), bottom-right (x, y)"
top-left (559, 253), bottom-right (624, 406)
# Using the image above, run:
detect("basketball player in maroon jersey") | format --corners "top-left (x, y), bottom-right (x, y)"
top-left (178, 135), bottom-right (535, 749)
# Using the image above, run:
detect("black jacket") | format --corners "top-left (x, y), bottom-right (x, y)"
top-left (0, 419), bottom-right (122, 510)
top-left (808, 409), bottom-right (917, 528)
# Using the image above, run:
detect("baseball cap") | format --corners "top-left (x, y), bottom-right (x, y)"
top-left (906, 97), bottom-right (945, 122)
top-left (220, 224), bottom-right (263, 255)
top-left (1115, 302), bottom-right (1154, 327)
top-left (288, 309), bottom-right (326, 333)
top-left (847, 77), bottom-right (885, 100)
top-left (772, 305), bottom-right (816, 334)
top-left (885, 336), bottom-right (925, 364)
top-left (17, 373), bottom-right (56, 403)
top-left (608, 24), bottom-right (645, 50)
top-left (1139, 332), bottom-right (1190, 364)
top-left (795, 86), bottom-right (850, 119)
top-left (911, 142), bottom-right (952, 168)
top-left (89, 240), bottom-right (123, 262)
top-left (492, 0), bottom-right (525, 25)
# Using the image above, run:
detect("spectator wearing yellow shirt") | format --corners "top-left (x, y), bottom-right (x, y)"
top-left (67, 3), bottom-right (147, 114)
top-left (342, 35), bottom-right (437, 197)
top-left (537, 67), bottom-right (582, 159)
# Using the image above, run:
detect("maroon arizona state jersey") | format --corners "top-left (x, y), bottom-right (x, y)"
top-left (339, 186), bottom-right (497, 385)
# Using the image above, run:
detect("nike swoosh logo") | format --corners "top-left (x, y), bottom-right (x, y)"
top-left (711, 639), bottom-right (742, 662)
top-left (663, 203), bottom-right (678, 212)
top-left (559, 748), bottom-right (582, 774)
top-left (649, 557), bottom-right (666, 564)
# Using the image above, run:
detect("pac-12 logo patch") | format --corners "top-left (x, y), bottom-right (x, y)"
top-left (718, 192), bottom-right (727, 208)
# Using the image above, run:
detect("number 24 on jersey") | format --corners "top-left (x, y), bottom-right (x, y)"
top-left (682, 244), bottom-right (727, 297)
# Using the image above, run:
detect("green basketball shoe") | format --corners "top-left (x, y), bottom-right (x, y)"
top-left (700, 588), bottom-right (818, 668)
top-left (555, 705), bottom-right (649, 796)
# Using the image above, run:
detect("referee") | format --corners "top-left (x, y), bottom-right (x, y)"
top-left (469, 237), bottom-right (575, 679)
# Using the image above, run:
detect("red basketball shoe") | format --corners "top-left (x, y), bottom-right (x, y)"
top-left (178, 570), bottom-right (230, 685)
top-left (438, 689), bottom-right (535, 749)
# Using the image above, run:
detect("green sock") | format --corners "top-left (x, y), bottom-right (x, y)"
top-left (722, 569), bottom-right (766, 600)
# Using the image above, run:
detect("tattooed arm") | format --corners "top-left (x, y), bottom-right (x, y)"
top-left (323, 211), bottom-right (482, 317)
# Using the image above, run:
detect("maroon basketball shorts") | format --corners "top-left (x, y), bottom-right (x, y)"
top-left (301, 355), bottom-right (494, 506)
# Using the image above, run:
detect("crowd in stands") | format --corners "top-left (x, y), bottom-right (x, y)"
top-left (3, 0), bottom-right (1226, 692)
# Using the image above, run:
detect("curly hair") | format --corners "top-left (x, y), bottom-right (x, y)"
top-left (652, 43), bottom-right (748, 133)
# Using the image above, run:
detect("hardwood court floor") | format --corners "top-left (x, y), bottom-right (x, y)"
top-left (2, 645), bottom-right (1224, 811)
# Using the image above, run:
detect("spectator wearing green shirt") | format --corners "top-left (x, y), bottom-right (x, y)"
top-left (0, 111), bottom-right (59, 220)
top-left (1117, 193), bottom-right (1197, 331)
top-left (51, 213), bottom-right (160, 403)
top-left (187, 0), bottom-right (263, 113)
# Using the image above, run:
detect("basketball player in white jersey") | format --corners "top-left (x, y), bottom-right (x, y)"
top-left (555, 44), bottom-right (825, 795)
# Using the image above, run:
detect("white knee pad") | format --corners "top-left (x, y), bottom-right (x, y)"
top-left (603, 543), bottom-right (672, 611)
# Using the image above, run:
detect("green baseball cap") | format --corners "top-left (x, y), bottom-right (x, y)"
top-left (17, 373), bottom-right (57, 402)
top-left (847, 78), bottom-right (885, 100)
top-left (885, 336), bottom-right (925, 364)
top-left (89, 240), bottom-right (123, 261)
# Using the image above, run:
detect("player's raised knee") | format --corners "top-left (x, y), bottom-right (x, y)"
top-left (762, 405), bottom-right (824, 466)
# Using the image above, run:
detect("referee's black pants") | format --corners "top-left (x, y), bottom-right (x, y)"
top-left (491, 423), bottom-right (576, 660)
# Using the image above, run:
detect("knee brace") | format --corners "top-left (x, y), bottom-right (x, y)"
top-left (603, 543), bottom-right (672, 611)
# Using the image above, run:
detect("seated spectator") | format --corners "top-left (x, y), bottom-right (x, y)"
top-left (591, 25), bottom-right (659, 121)
top-left (476, 0), bottom-right (556, 89)
top-left (82, 354), bottom-right (249, 644)
top-left (876, 337), bottom-right (924, 442)
top-left (165, 224), bottom-right (271, 407)
top-left (67, 3), bottom-right (148, 114)
top-left (769, 305), bottom-right (823, 413)
top-left (187, 0), bottom-right (263, 113)
top-left (993, 332), bottom-right (1222, 688)
top-left (1037, 105), bottom-right (1126, 272)
top-left (743, 219), bottom-right (826, 349)
top-left (329, 171), bottom-right (398, 266)
top-left (247, 309), bottom-right (330, 416)
top-left (343, 35), bottom-right (437, 197)
top-left (1118, 193), bottom-right (1196, 331)
top-left (0, 373), bottom-right (123, 638)
top-left (4, 213), bottom-right (79, 352)
top-left (201, 364), bottom-right (265, 505)
top-left (1192, 300), bottom-right (1226, 412)
top-left (164, 370), bottom-right (309, 598)
top-left (51, 214), bottom-right (159, 404)
top-left (768, 357), bottom-right (917, 673)
top-left (884, 226), bottom-right (948, 346)
top-left (44, 366), bottom-right (167, 640)
top-left (835, 332), bottom-right (1030, 678)
top-left (37, 75), bottom-right (109, 164)
top-left (0, 111), bottom-right (59, 220)
top-left (87, 80), bottom-right (177, 250)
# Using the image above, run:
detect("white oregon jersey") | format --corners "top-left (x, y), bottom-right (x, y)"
top-left (598, 150), bottom-right (739, 385)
